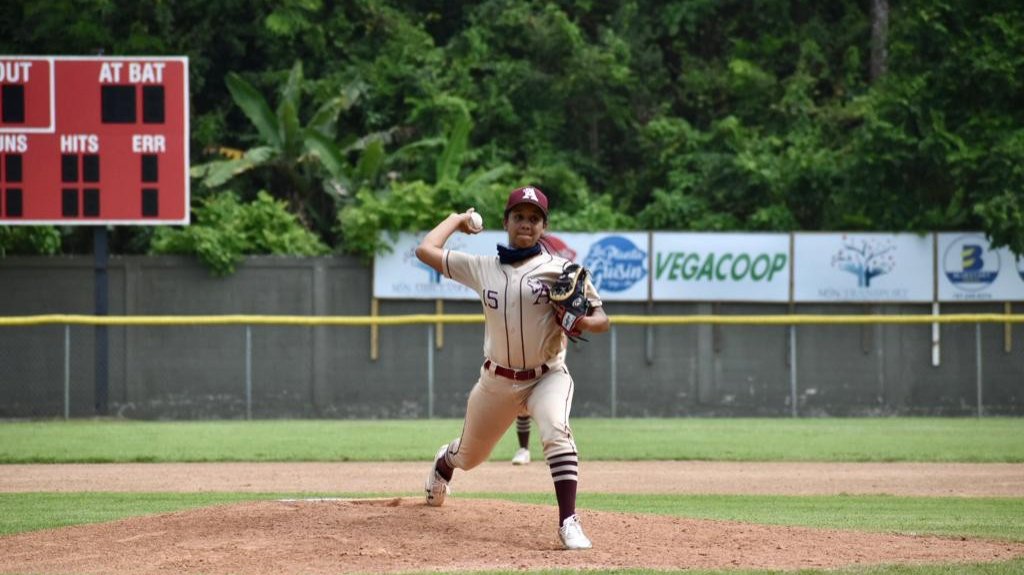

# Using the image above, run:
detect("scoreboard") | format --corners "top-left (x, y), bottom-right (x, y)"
top-left (0, 56), bottom-right (188, 224)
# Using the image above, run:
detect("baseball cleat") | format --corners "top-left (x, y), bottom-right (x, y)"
top-left (512, 447), bottom-right (531, 465)
top-left (424, 444), bottom-right (450, 507)
top-left (558, 514), bottom-right (592, 550)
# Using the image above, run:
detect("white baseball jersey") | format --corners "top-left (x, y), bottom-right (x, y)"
top-left (443, 249), bottom-right (603, 370)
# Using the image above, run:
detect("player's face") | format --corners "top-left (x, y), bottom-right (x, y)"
top-left (504, 204), bottom-right (547, 249)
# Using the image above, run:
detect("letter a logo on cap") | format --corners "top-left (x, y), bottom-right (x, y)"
top-left (505, 185), bottom-right (548, 218)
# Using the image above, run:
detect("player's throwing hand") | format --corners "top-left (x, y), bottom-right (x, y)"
top-left (462, 208), bottom-right (484, 234)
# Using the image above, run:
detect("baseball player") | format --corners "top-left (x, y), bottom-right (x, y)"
top-left (415, 185), bottom-right (609, 550)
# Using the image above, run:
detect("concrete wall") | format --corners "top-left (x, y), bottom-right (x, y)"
top-left (1, 255), bottom-right (1021, 419)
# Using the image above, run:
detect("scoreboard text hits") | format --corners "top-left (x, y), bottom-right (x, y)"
top-left (0, 56), bottom-right (189, 225)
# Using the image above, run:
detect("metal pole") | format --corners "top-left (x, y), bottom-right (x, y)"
top-left (610, 325), bottom-right (618, 418)
top-left (1005, 302), bottom-right (1013, 353)
top-left (427, 325), bottom-right (435, 418)
top-left (645, 324), bottom-right (654, 365)
top-left (645, 230), bottom-right (655, 365)
top-left (64, 325), bottom-right (71, 420)
top-left (245, 325), bottom-right (252, 420)
top-left (788, 233), bottom-right (797, 418)
top-left (93, 227), bottom-right (109, 415)
top-left (932, 235), bottom-right (941, 366)
top-left (975, 322), bottom-right (983, 418)
top-left (370, 298), bottom-right (380, 361)
top-left (435, 300), bottom-right (444, 349)
top-left (789, 324), bottom-right (798, 417)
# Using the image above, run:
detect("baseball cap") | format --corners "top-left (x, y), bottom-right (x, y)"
top-left (504, 186), bottom-right (549, 219)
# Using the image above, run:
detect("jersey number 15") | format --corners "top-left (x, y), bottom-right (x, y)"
top-left (482, 289), bottom-right (499, 309)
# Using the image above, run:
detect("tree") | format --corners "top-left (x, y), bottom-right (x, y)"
top-left (0, 227), bottom-right (62, 257)
top-left (150, 191), bottom-right (329, 275)
top-left (190, 60), bottom-right (384, 244)
top-left (337, 97), bottom-right (515, 257)
top-left (4, 0), bottom-right (1024, 259)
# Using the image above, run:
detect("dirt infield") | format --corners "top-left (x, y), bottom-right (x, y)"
top-left (2, 462), bottom-right (1023, 574)
top-left (4, 461), bottom-right (1024, 496)
top-left (2, 497), bottom-right (1022, 574)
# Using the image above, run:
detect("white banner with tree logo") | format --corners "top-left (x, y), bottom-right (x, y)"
top-left (793, 233), bottom-right (933, 302)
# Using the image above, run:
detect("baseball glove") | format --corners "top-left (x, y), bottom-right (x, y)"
top-left (549, 263), bottom-right (590, 343)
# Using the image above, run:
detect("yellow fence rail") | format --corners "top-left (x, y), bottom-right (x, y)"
top-left (1, 313), bottom-right (1024, 327)
top-left (0, 314), bottom-right (486, 327)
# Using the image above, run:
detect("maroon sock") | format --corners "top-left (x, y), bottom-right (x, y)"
top-left (435, 453), bottom-right (454, 482)
top-left (516, 432), bottom-right (529, 449)
top-left (553, 480), bottom-right (577, 525)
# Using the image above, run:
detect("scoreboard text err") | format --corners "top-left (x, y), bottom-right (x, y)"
top-left (0, 56), bottom-right (188, 224)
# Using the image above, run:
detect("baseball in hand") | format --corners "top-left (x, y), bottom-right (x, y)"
top-left (469, 212), bottom-right (484, 230)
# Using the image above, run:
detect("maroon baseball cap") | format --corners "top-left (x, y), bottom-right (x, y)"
top-left (504, 186), bottom-right (549, 219)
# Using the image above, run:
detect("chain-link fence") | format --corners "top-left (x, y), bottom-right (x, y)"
top-left (1, 313), bottom-right (1022, 419)
top-left (1, 324), bottom-right (326, 419)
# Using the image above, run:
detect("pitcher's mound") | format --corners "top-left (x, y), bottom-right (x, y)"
top-left (1, 498), bottom-right (1021, 574)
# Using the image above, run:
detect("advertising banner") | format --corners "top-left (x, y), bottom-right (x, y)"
top-left (372, 231), bottom-right (650, 301)
top-left (651, 233), bottom-right (790, 301)
top-left (937, 232), bottom-right (1024, 301)
top-left (793, 233), bottom-right (933, 302)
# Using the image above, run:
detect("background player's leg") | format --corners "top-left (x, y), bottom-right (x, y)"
top-left (516, 415), bottom-right (531, 448)
top-left (512, 414), bottom-right (531, 464)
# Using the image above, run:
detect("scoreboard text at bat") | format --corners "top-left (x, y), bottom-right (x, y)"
top-left (0, 56), bottom-right (189, 225)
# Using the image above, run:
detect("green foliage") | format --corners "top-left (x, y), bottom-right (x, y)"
top-left (975, 191), bottom-right (1024, 257)
top-left (338, 97), bottom-right (518, 257)
top-left (337, 176), bottom-right (515, 258)
top-left (150, 191), bottom-right (329, 275)
top-left (548, 194), bottom-right (636, 231)
top-left (338, 181), bottom-right (447, 258)
top-left (264, 0), bottom-right (323, 39)
top-left (0, 227), bottom-right (62, 257)
top-left (638, 190), bottom-right (739, 231)
top-left (190, 60), bottom-right (376, 244)
top-left (2, 1), bottom-right (1023, 257)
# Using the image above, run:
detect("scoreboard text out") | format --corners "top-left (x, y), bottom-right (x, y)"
top-left (0, 56), bottom-right (189, 224)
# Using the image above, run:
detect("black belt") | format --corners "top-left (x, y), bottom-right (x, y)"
top-left (484, 360), bottom-right (550, 381)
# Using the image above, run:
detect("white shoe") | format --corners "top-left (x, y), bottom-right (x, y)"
top-left (559, 514), bottom-right (593, 550)
top-left (512, 447), bottom-right (531, 465)
top-left (424, 444), bottom-right (450, 507)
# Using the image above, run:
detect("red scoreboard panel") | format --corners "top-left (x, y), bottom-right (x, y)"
top-left (0, 56), bottom-right (188, 224)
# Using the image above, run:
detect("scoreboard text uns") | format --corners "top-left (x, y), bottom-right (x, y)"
top-left (0, 56), bottom-right (189, 224)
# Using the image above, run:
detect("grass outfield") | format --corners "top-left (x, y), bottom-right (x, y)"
top-left (0, 417), bottom-right (1022, 463)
